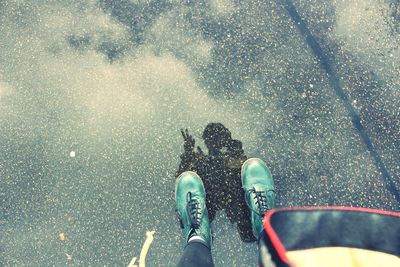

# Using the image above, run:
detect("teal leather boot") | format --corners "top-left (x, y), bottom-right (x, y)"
top-left (175, 171), bottom-right (211, 247)
top-left (241, 158), bottom-right (276, 239)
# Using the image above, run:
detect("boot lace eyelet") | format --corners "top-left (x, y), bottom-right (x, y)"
top-left (246, 187), bottom-right (275, 216)
top-left (187, 192), bottom-right (202, 229)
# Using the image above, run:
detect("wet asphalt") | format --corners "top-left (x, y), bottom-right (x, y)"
top-left (0, 0), bottom-right (399, 266)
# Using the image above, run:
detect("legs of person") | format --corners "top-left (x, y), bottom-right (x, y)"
top-left (176, 240), bottom-right (214, 267)
top-left (234, 198), bottom-right (257, 242)
top-left (226, 185), bottom-right (257, 242)
top-left (206, 194), bottom-right (217, 223)
top-left (175, 171), bottom-right (215, 267)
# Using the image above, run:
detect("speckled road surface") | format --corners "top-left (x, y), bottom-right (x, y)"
top-left (1, 0), bottom-right (399, 266)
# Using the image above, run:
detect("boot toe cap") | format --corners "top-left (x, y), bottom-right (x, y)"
top-left (241, 158), bottom-right (273, 188)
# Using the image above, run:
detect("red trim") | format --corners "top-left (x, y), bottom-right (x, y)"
top-left (262, 206), bottom-right (400, 265)
top-left (267, 206), bottom-right (400, 217)
top-left (263, 209), bottom-right (290, 264)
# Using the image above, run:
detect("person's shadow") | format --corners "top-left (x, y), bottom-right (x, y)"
top-left (176, 123), bottom-right (256, 242)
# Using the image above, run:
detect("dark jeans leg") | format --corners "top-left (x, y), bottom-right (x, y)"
top-left (177, 240), bottom-right (214, 267)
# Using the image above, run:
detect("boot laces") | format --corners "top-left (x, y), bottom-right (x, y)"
top-left (247, 187), bottom-right (275, 216)
top-left (186, 192), bottom-right (202, 229)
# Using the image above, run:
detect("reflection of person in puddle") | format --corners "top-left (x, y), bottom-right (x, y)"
top-left (176, 123), bottom-right (255, 242)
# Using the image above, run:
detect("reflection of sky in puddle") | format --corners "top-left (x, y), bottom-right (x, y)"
top-left (0, 0), bottom-right (399, 266)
